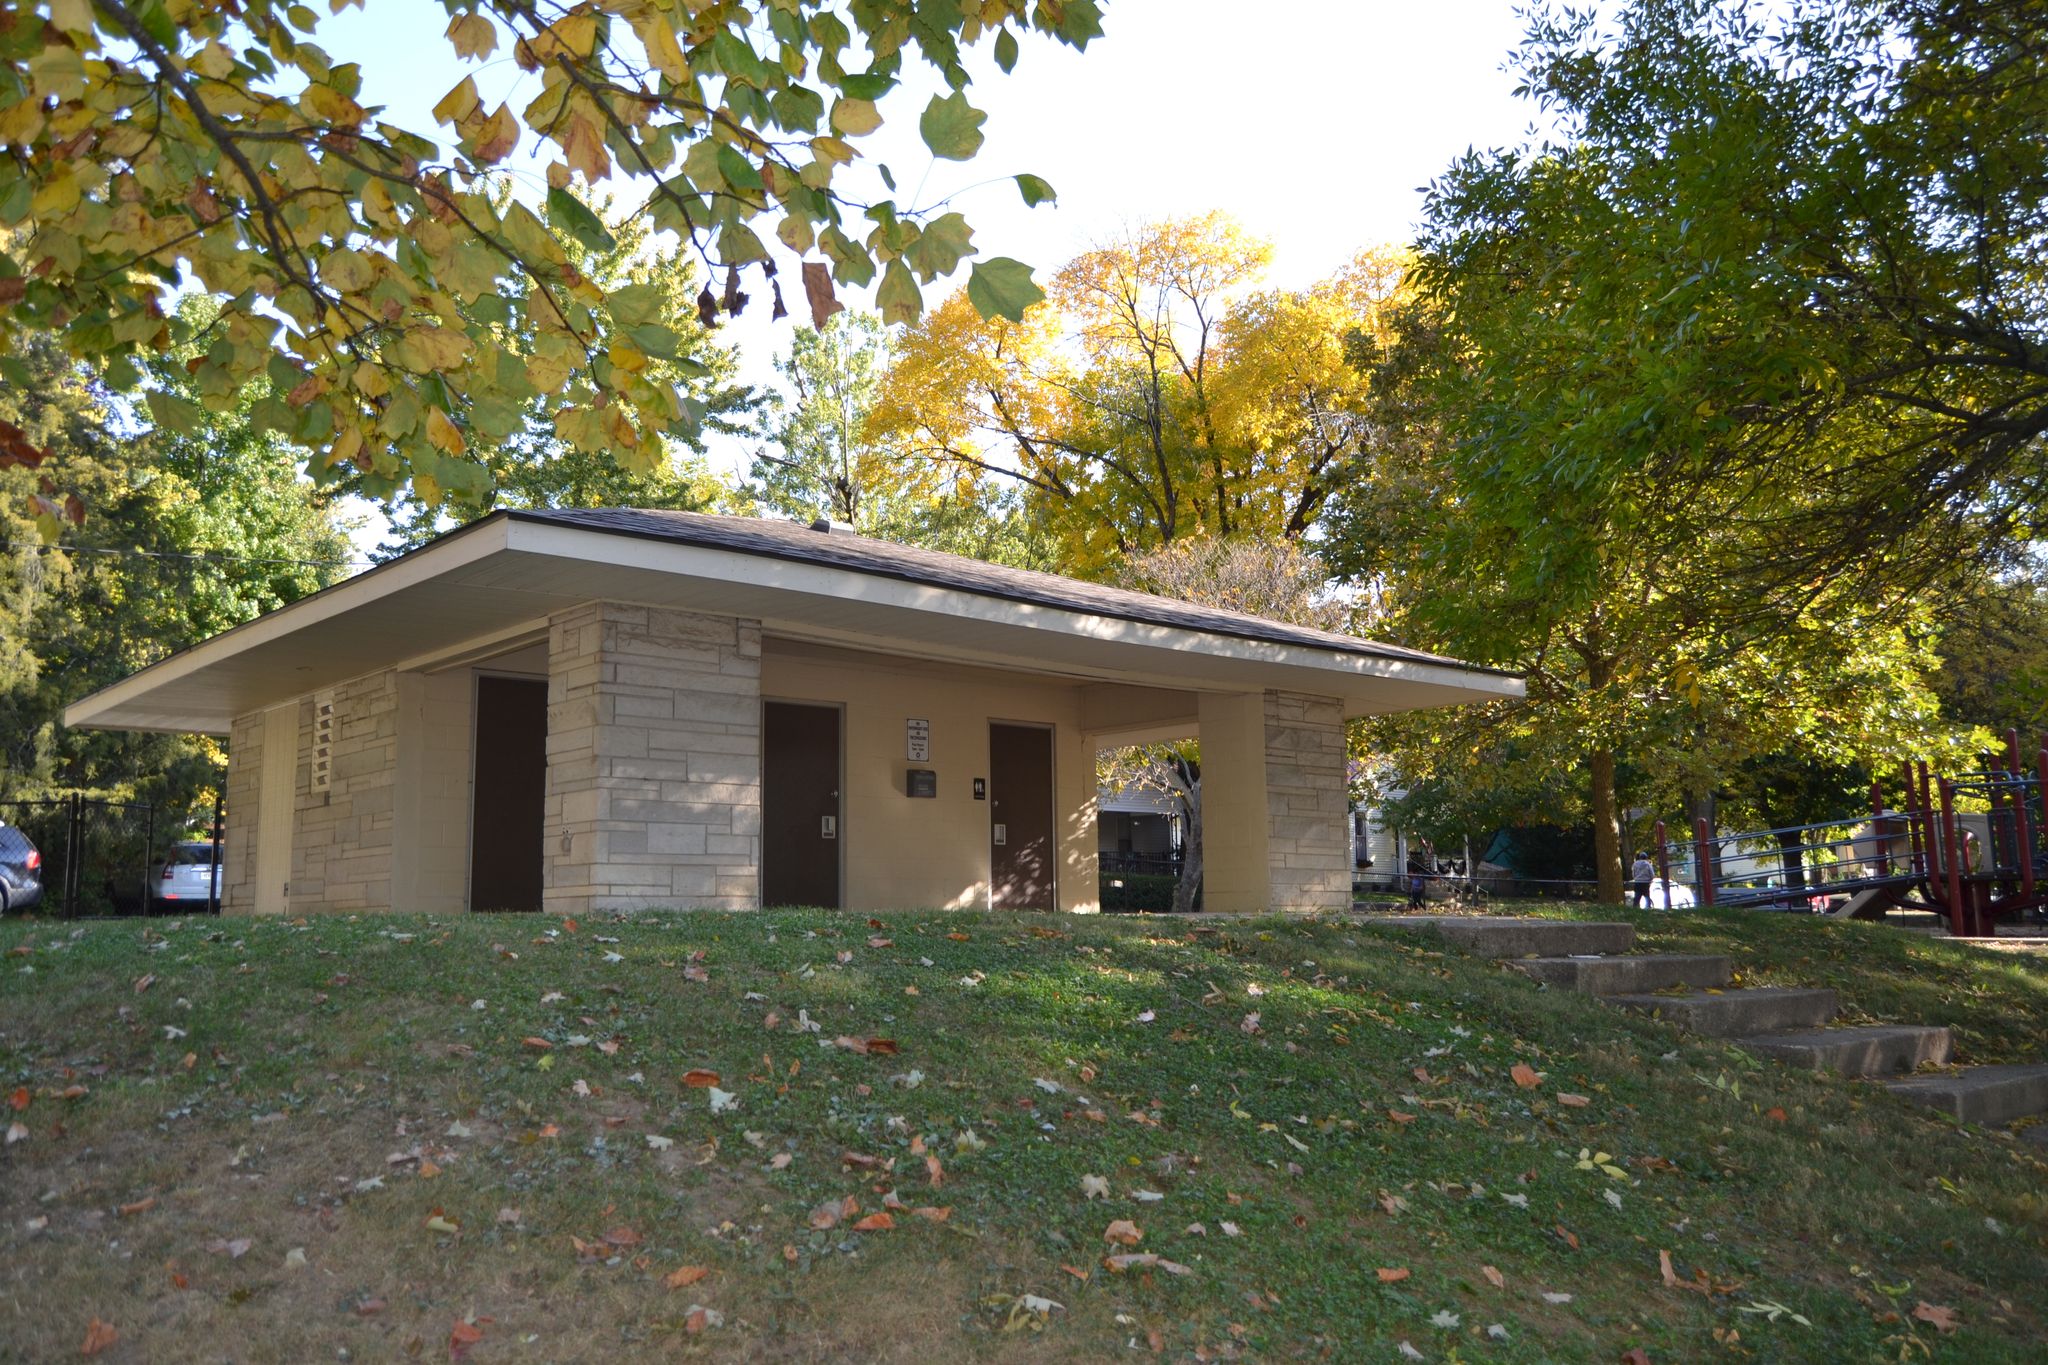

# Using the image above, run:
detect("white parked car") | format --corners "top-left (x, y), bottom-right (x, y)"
top-left (151, 841), bottom-right (221, 912)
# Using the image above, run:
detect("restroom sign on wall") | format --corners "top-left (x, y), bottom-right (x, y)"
top-left (906, 717), bottom-right (930, 762)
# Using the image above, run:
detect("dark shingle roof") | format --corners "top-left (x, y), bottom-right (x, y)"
top-left (506, 507), bottom-right (1509, 677)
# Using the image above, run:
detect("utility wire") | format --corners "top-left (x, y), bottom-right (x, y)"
top-left (1, 540), bottom-right (373, 570)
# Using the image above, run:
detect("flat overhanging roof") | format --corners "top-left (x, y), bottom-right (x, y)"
top-left (65, 509), bottom-right (1524, 736)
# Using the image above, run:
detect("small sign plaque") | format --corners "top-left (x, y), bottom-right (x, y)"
top-left (906, 717), bottom-right (931, 762)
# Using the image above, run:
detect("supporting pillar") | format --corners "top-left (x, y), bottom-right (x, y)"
top-left (544, 601), bottom-right (763, 914)
top-left (1197, 689), bottom-right (1349, 914)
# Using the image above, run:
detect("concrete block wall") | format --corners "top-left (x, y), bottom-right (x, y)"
top-left (1262, 690), bottom-right (1351, 913)
top-left (290, 669), bottom-right (400, 912)
top-left (222, 710), bottom-right (265, 912)
top-left (544, 601), bottom-right (763, 914)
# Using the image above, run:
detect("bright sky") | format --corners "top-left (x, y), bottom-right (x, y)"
top-left (318, 0), bottom-right (1543, 550)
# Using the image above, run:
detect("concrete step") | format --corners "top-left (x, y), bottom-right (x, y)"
top-left (1513, 953), bottom-right (1731, 994)
top-left (1368, 916), bottom-right (1636, 959)
top-left (1738, 1024), bottom-right (1952, 1077)
top-left (1885, 1065), bottom-right (2048, 1126)
top-left (1603, 987), bottom-right (1838, 1038)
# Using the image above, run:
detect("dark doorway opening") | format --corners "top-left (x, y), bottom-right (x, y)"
top-left (763, 701), bottom-right (842, 908)
top-left (990, 722), bottom-right (1055, 910)
top-left (470, 675), bottom-right (547, 912)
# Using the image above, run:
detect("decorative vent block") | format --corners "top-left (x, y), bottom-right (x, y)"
top-left (311, 692), bottom-right (335, 794)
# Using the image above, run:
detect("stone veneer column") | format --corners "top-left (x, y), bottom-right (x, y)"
top-left (222, 710), bottom-right (265, 914)
top-left (1260, 690), bottom-right (1352, 912)
top-left (1197, 689), bottom-right (1349, 913)
top-left (544, 601), bottom-right (762, 914)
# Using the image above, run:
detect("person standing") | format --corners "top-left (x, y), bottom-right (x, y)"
top-left (1631, 852), bottom-right (1656, 909)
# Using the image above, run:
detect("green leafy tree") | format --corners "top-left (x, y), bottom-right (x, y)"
top-left (1327, 296), bottom-right (1974, 902)
top-left (0, 0), bottom-right (1091, 518)
top-left (1, 325), bottom-right (350, 816)
top-left (372, 197), bottom-right (748, 553)
top-left (1409, 0), bottom-right (2048, 613)
top-left (748, 310), bottom-right (927, 531)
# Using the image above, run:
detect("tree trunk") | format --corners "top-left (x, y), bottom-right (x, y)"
top-left (1590, 746), bottom-right (1625, 904)
top-left (1173, 776), bottom-right (1203, 914)
top-left (1775, 829), bottom-right (1806, 890)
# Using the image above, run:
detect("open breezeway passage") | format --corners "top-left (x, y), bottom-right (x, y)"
top-left (64, 509), bottom-right (1520, 916)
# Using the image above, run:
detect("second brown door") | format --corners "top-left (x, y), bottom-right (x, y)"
top-left (763, 702), bottom-right (842, 908)
top-left (470, 675), bottom-right (547, 913)
top-left (989, 722), bottom-right (1055, 910)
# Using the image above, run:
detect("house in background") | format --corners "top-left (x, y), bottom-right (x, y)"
top-left (1097, 787), bottom-right (1182, 876)
top-left (67, 509), bottom-right (1519, 917)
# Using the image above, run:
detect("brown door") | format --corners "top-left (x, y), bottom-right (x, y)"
top-left (470, 675), bottom-right (547, 912)
top-left (763, 702), bottom-right (841, 908)
top-left (990, 723), bottom-right (1055, 910)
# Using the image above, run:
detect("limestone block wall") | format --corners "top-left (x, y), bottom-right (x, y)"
top-left (222, 710), bottom-right (265, 913)
top-left (544, 601), bottom-right (762, 914)
top-left (290, 669), bottom-right (400, 912)
top-left (1262, 690), bottom-right (1351, 913)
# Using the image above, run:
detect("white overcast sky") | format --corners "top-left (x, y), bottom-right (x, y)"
top-left (317, 0), bottom-right (1544, 551)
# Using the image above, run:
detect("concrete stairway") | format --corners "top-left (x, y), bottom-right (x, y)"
top-left (1365, 916), bottom-right (2048, 1134)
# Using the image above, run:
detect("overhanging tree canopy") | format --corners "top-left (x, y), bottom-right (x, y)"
top-left (0, 0), bottom-right (1091, 524)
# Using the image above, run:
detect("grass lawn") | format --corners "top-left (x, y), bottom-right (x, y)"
top-left (2, 905), bottom-right (2044, 1362)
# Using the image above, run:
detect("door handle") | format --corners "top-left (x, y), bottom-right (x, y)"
top-left (821, 815), bottom-right (837, 839)
top-left (993, 823), bottom-right (1007, 846)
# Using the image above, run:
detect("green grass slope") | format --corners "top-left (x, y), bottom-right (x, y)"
top-left (1, 907), bottom-right (2043, 1362)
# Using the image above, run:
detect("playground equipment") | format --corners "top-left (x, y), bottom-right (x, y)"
top-left (1649, 729), bottom-right (2048, 937)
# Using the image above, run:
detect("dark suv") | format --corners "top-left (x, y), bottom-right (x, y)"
top-left (0, 823), bottom-right (43, 914)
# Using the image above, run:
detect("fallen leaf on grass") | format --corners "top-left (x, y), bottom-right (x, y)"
top-left (521, 1036), bottom-right (553, 1051)
top-left (1080, 1174), bottom-right (1110, 1200)
top-left (1482, 1265), bottom-right (1505, 1288)
top-left (1764, 1107), bottom-right (1787, 1123)
top-left (7, 1087), bottom-right (26, 1111)
top-left (1510, 1063), bottom-right (1542, 1089)
top-left (852, 1212), bottom-right (895, 1232)
top-left (80, 1319), bottom-right (118, 1356)
top-left (206, 1238), bottom-right (252, 1259)
top-left (1104, 1252), bottom-right (1191, 1275)
top-left (911, 1206), bottom-right (950, 1222)
top-left (1378, 1190), bottom-right (1408, 1217)
top-left (1911, 1301), bottom-right (1959, 1334)
top-left (424, 1212), bottom-right (461, 1235)
top-left (133, 974), bottom-right (155, 994)
top-left (1557, 1092), bottom-right (1591, 1108)
top-left (5, 1122), bottom-right (26, 1145)
top-left (681, 1069), bottom-right (720, 1088)
top-left (1376, 1267), bottom-right (1410, 1283)
top-left (118, 1197), bottom-right (156, 1217)
top-left (1620, 1350), bottom-right (1651, 1365)
top-left (1102, 1219), bottom-right (1142, 1246)
top-left (603, 1226), bottom-right (642, 1248)
top-left (809, 1196), bottom-right (855, 1230)
top-left (708, 1087), bottom-right (738, 1114)
top-left (665, 1265), bottom-right (710, 1289)
top-left (449, 1318), bottom-right (485, 1358)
